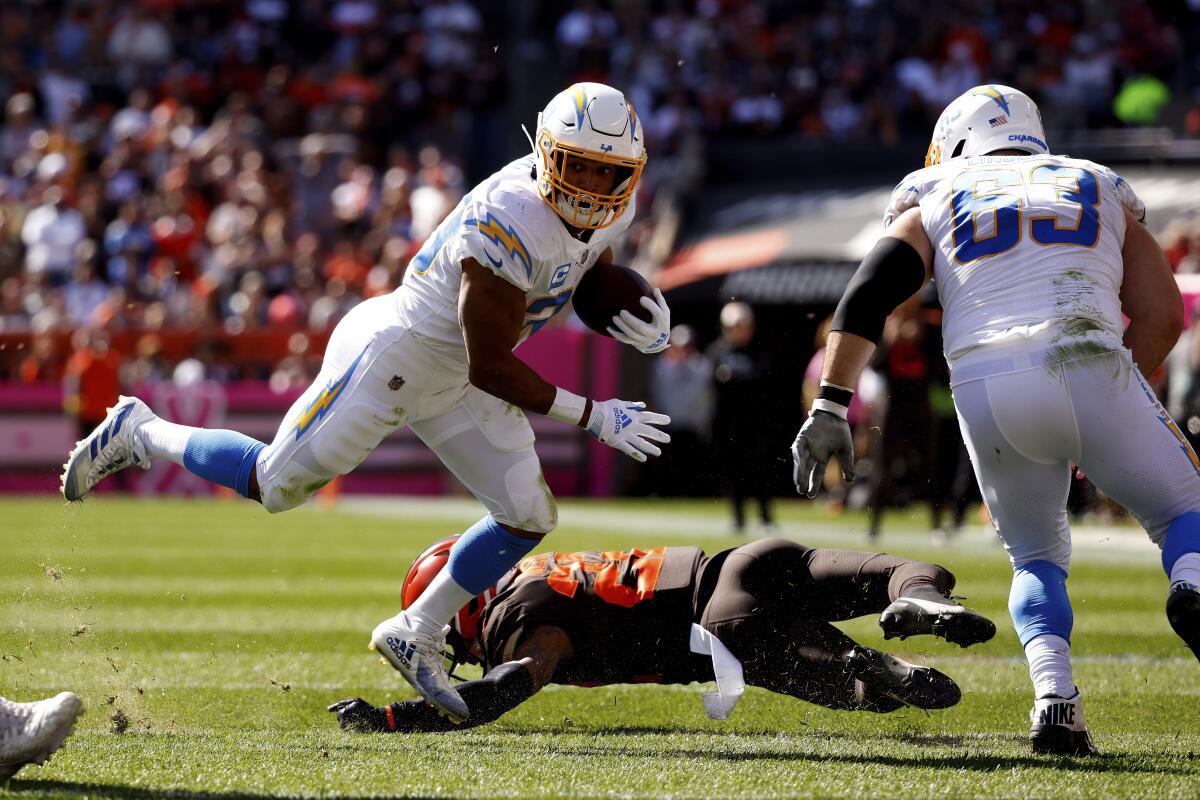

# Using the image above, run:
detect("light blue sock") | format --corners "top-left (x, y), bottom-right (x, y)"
top-left (447, 517), bottom-right (541, 594)
top-left (182, 430), bottom-right (266, 499)
top-left (1162, 511), bottom-right (1200, 575)
top-left (1009, 560), bottom-right (1073, 646)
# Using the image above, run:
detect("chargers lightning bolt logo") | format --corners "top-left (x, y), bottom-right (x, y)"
top-left (571, 84), bottom-right (588, 127)
top-left (972, 86), bottom-right (1010, 115)
top-left (290, 345), bottom-right (370, 441)
top-left (466, 213), bottom-right (532, 278)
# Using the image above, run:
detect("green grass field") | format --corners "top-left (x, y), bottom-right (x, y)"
top-left (2, 495), bottom-right (1198, 799)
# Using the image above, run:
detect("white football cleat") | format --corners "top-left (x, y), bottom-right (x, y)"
top-left (370, 612), bottom-right (469, 722)
top-left (1029, 690), bottom-right (1098, 756)
top-left (61, 396), bottom-right (154, 502)
top-left (879, 595), bottom-right (997, 647)
top-left (0, 692), bottom-right (84, 778)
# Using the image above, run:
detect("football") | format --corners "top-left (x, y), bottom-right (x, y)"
top-left (571, 261), bottom-right (655, 336)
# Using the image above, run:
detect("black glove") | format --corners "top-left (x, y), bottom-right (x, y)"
top-left (328, 662), bottom-right (536, 734)
top-left (327, 698), bottom-right (390, 732)
top-left (791, 410), bottom-right (855, 498)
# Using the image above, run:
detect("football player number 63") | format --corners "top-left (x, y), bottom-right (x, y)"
top-left (951, 165), bottom-right (1100, 263)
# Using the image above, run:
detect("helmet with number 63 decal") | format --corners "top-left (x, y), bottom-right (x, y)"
top-left (527, 82), bottom-right (646, 230)
top-left (925, 84), bottom-right (1048, 167)
top-left (402, 535), bottom-right (498, 669)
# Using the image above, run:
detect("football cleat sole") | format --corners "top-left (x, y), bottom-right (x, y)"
top-left (1166, 582), bottom-right (1200, 662)
top-left (1030, 724), bottom-right (1099, 757)
top-left (880, 596), bottom-right (997, 648)
top-left (848, 647), bottom-right (961, 710)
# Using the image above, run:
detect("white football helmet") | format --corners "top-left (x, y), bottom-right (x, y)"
top-left (925, 84), bottom-right (1048, 167)
top-left (529, 82), bottom-right (646, 230)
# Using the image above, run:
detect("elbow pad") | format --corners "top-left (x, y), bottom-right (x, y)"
top-left (830, 237), bottom-right (927, 345)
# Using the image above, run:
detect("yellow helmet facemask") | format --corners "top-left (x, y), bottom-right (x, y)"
top-left (528, 82), bottom-right (648, 231)
top-left (535, 129), bottom-right (646, 230)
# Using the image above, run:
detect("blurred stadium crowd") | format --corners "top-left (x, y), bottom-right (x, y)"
top-left (0, 0), bottom-right (508, 384)
top-left (2, 2), bottom-right (1196, 372)
top-left (561, 0), bottom-right (1194, 142)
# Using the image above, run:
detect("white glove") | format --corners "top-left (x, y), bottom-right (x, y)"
top-left (791, 410), bottom-right (855, 498)
top-left (607, 289), bottom-right (671, 355)
top-left (585, 398), bottom-right (671, 462)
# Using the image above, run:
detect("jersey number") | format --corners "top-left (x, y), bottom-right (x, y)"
top-left (521, 548), bottom-right (666, 608)
top-left (525, 291), bottom-right (573, 334)
top-left (950, 166), bottom-right (1100, 263)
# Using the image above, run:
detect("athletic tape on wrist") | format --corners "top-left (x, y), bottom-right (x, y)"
top-left (812, 382), bottom-right (853, 420)
top-left (547, 387), bottom-right (588, 425)
top-left (811, 398), bottom-right (849, 419)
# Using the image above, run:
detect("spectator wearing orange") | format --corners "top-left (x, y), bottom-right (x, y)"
top-left (63, 329), bottom-right (122, 440)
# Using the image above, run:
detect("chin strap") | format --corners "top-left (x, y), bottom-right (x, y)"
top-left (442, 635), bottom-right (474, 682)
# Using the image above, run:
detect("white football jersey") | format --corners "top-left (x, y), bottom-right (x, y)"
top-left (393, 155), bottom-right (635, 361)
top-left (883, 154), bottom-right (1145, 381)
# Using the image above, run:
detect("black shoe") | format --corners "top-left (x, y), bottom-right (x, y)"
top-left (1167, 582), bottom-right (1200, 661)
top-left (1029, 692), bottom-right (1098, 756)
top-left (847, 646), bottom-right (961, 710)
top-left (880, 596), bottom-right (997, 647)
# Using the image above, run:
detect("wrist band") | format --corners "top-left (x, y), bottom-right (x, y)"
top-left (548, 387), bottom-right (588, 425)
top-left (813, 381), bottom-right (854, 420)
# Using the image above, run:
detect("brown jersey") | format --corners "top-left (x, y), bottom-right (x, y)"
top-left (480, 546), bottom-right (714, 686)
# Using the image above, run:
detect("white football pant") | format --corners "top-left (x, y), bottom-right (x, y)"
top-left (255, 295), bottom-right (557, 534)
top-left (953, 349), bottom-right (1200, 569)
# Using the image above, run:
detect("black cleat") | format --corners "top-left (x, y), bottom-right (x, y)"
top-left (847, 646), bottom-right (961, 710)
top-left (880, 596), bottom-right (997, 647)
top-left (1166, 582), bottom-right (1200, 661)
top-left (1029, 692), bottom-right (1098, 756)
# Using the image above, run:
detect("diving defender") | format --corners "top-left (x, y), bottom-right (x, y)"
top-left (329, 536), bottom-right (995, 732)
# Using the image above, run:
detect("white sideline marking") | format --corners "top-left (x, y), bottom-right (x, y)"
top-left (322, 497), bottom-right (1162, 563)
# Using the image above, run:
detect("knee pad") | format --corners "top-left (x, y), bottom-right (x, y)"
top-left (1009, 560), bottom-right (1072, 646)
top-left (494, 455), bottom-right (557, 534)
top-left (257, 460), bottom-right (328, 514)
top-left (1162, 511), bottom-right (1200, 575)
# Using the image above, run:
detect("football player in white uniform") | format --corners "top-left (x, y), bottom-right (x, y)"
top-left (61, 83), bottom-right (673, 720)
top-left (791, 85), bottom-right (1200, 755)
